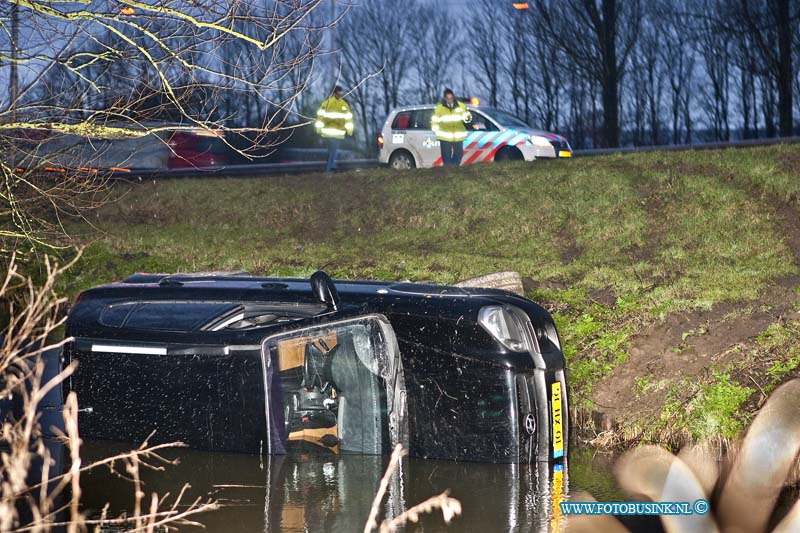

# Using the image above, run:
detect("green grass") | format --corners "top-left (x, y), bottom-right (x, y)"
top-left (65, 147), bottom-right (797, 298)
top-left (57, 144), bottom-right (800, 445)
top-left (535, 291), bottom-right (637, 404)
top-left (756, 320), bottom-right (800, 390)
top-left (660, 370), bottom-right (754, 441)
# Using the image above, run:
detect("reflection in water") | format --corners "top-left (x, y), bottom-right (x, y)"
top-left (79, 441), bottom-right (607, 532)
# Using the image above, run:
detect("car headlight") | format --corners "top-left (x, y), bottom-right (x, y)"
top-left (478, 305), bottom-right (538, 353)
top-left (529, 135), bottom-right (552, 147)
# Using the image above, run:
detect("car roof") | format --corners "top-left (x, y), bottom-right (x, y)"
top-left (72, 273), bottom-right (532, 325)
top-left (385, 105), bottom-right (567, 139)
top-left (66, 273), bottom-right (543, 342)
top-left (388, 104), bottom-right (481, 114)
top-left (84, 272), bottom-right (507, 299)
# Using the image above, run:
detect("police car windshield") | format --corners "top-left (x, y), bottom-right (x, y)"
top-left (480, 108), bottom-right (531, 129)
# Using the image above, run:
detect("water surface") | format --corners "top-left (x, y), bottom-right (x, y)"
top-left (79, 440), bottom-right (623, 532)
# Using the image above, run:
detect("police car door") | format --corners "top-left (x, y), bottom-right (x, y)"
top-left (414, 107), bottom-right (442, 168)
top-left (408, 107), bottom-right (439, 168)
top-left (462, 110), bottom-right (500, 165)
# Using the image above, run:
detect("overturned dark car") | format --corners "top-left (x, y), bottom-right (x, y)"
top-left (64, 272), bottom-right (568, 463)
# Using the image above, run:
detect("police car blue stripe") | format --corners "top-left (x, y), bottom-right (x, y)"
top-left (465, 131), bottom-right (483, 145)
top-left (477, 132), bottom-right (500, 149)
top-left (492, 130), bottom-right (517, 146)
top-left (510, 132), bottom-right (530, 145)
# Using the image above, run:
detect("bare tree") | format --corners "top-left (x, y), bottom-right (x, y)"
top-left (660, 20), bottom-right (695, 145)
top-left (470, 0), bottom-right (507, 108)
top-left (505, 6), bottom-right (539, 126)
top-left (413, 5), bottom-right (461, 103)
top-left (531, 39), bottom-right (564, 131)
top-left (626, 8), bottom-right (663, 146)
top-left (760, 73), bottom-right (779, 137)
top-left (534, 0), bottom-right (642, 147)
top-left (734, 0), bottom-right (796, 137)
top-left (338, 0), bottom-right (420, 152)
top-left (0, 0), bottom-right (336, 255)
top-left (695, 0), bottom-right (798, 138)
top-left (695, 5), bottom-right (732, 141)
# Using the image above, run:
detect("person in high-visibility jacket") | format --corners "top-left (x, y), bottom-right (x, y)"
top-left (316, 85), bottom-right (354, 172)
top-left (431, 88), bottom-right (472, 166)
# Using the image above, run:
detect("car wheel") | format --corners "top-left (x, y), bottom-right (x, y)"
top-left (389, 150), bottom-right (415, 170)
top-left (494, 146), bottom-right (523, 162)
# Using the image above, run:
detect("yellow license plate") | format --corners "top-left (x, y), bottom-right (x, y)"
top-left (558, 150), bottom-right (572, 158)
top-left (551, 464), bottom-right (564, 529)
top-left (551, 382), bottom-right (564, 459)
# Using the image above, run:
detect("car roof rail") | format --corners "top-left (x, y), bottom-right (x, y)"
top-left (158, 277), bottom-right (184, 287)
top-left (123, 271), bottom-right (253, 284)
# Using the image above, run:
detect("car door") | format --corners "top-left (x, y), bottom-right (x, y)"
top-left (387, 111), bottom-right (416, 166)
top-left (261, 314), bottom-right (407, 456)
top-left (407, 108), bottom-right (440, 168)
top-left (388, 108), bottom-right (438, 168)
top-left (462, 110), bottom-right (500, 165)
top-left (68, 304), bottom-right (406, 456)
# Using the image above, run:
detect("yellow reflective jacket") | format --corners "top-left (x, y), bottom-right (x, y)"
top-left (316, 97), bottom-right (354, 139)
top-left (431, 101), bottom-right (472, 142)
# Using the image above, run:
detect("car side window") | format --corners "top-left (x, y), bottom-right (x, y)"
top-left (412, 109), bottom-right (434, 130)
top-left (392, 112), bottom-right (411, 130)
top-left (392, 110), bottom-right (434, 130)
top-left (469, 111), bottom-right (499, 132)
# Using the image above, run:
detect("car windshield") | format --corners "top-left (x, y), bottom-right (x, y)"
top-left (479, 108), bottom-right (532, 129)
top-left (99, 301), bottom-right (239, 331)
top-left (98, 301), bottom-right (325, 332)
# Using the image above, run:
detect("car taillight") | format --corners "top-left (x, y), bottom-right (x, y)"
top-left (377, 134), bottom-right (384, 148)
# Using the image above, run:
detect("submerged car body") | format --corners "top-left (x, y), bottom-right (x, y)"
top-left (378, 105), bottom-right (573, 169)
top-left (64, 272), bottom-right (568, 463)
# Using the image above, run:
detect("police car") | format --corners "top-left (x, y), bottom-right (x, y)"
top-left (378, 103), bottom-right (572, 169)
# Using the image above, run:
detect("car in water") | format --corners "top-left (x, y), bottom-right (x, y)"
top-left (377, 104), bottom-right (572, 169)
top-left (63, 272), bottom-right (568, 463)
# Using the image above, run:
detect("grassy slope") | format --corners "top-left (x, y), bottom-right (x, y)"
top-left (63, 144), bottom-right (800, 448)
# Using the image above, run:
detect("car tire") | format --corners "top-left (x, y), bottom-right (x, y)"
top-left (389, 150), bottom-right (415, 170)
top-left (494, 146), bottom-right (523, 162)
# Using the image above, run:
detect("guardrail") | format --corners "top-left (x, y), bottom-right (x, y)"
top-left (573, 135), bottom-right (800, 156)
top-left (115, 158), bottom-right (381, 180)
top-left (113, 135), bottom-right (800, 180)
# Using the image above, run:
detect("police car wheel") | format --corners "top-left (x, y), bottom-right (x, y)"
top-left (389, 150), bottom-right (415, 170)
top-left (494, 146), bottom-right (523, 162)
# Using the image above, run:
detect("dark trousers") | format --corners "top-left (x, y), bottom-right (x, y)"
top-left (440, 140), bottom-right (463, 166)
top-left (325, 137), bottom-right (341, 172)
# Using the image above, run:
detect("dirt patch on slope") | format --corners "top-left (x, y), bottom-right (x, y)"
top-left (779, 152), bottom-right (800, 176)
top-left (775, 201), bottom-right (800, 265)
top-left (557, 227), bottom-right (583, 264)
top-left (292, 172), bottom-right (391, 241)
top-left (587, 176), bottom-right (800, 440)
top-left (590, 289), bottom-right (798, 429)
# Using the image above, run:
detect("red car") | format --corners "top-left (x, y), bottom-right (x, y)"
top-left (167, 130), bottom-right (230, 169)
